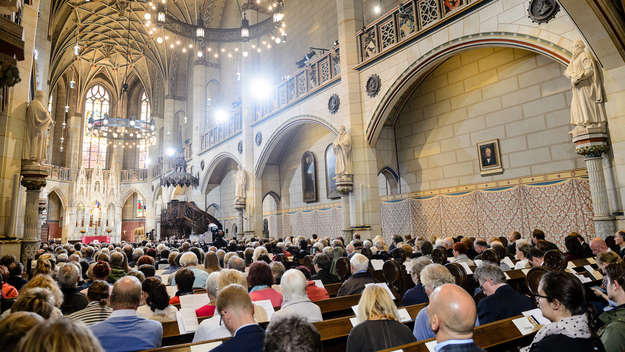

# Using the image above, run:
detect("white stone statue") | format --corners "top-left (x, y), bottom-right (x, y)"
top-left (23, 90), bottom-right (54, 163)
top-left (564, 40), bottom-right (607, 129)
top-left (333, 126), bottom-right (352, 175)
top-left (235, 168), bottom-right (246, 200)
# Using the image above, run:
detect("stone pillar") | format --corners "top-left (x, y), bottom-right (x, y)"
top-left (20, 162), bottom-right (48, 264)
top-left (66, 113), bottom-right (83, 168)
top-left (602, 154), bottom-right (622, 215)
top-left (336, 0), bottom-right (382, 237)
top-left (572, 127), bottom-right (615, 237)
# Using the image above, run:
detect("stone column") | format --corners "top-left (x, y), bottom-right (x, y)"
top-left (572, 127), bottom-right (615, 237)
top-left (602, 154), bottom-right (622, 215)
top-left (20, 162), bottom-right (48, 264)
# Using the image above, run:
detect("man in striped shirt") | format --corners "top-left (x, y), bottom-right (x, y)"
top-left (68, 280), bottom-right (112, 326)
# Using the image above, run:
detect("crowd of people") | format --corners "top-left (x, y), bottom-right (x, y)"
top-left (0, 229), bottom-right (624, 352)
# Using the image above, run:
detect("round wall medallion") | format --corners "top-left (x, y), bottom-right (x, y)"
top-left (255, 132), bottom-right (262, 146)
top-left (200, 160), bottom-right (205, 170)
top-left (527, 0), bottom-right (559, 24)
top-left (366, 74), bottom-right (381, 97)
top-left (328, 94), bottom-right (340, 114)
top-left (237, 141), bottom-right (243, 154)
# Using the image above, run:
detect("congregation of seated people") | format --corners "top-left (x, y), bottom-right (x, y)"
top-left (2, 229), bottom-right (625, 351)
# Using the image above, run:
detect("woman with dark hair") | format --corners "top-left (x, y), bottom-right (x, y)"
top-left (543, 250), bottom-right (567, 272)
top-left (521, 271), bottom-right (605, 352)
top-left (430, 247), bottom-right (448, 265)
top-left (138, 277), bottom-right (178, 322)
top-left (203, 251), bottom-right (221, 274)
top-left (248, 261), bottom-right (283, 307)
top-left (68, 280), bottom-right (112, 326)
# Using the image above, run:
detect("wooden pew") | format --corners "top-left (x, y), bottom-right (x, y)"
top-left (325, 282), bottom-right (341, 297)
top-left (378, 315), bottom-right (538, 352)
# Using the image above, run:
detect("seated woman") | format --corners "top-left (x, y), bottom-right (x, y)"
top-left (203, 252), bottom-right (221, 275)
top-left (521, 271), bottom-right (605, 352)
top-left (195, 272), bottom-right (219, 318)
top-left (80, 261), bottom-right (111, 295)
top-left (564, 235), bottom-right (585, 262)
top-left (346, 285), bottom-right (416, 352)
top-left (138, 277), bottom-right (178, 322)
top-left (68, 280), bottom-right (112, 326)
top-left (0, 311), bottom-right (43, 351)
top-left (295, 266), bottom-right (329, 302)
top-left (515, 241), bottom-right (532, 270)
top-left (248, 261), bottom-right (283, 308)
top-left (402, 256), bottom-right (432, 306)
top-left (452, 242), bottom-right (474, 266)
top-left (169, 268), bottom-right (195, 305)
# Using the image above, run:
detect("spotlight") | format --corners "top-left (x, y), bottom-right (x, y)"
top-left (214, 108), bottom-right (229, 123)
top-left (250, 77), bottom-right (271, 101)
top-left (373, 4), bottom-right (381, 14)
top-left (166, 147), bottom-right (176, 156)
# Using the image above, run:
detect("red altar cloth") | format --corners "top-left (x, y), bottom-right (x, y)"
top-left (81, 236), bottom-right (110, 244)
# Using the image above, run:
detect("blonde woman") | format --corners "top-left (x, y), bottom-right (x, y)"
top-left (17, 317), bottom-right (104, 352)
top-left (346, 285), bottom-right (416, 352)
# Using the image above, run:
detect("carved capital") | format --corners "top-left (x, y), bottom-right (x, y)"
top-left (336, 174), bottom-right (354, 194)
top-left (20, 161), bottom-right (49, 190)
top-left (576, 144), bottom-right (610, 158)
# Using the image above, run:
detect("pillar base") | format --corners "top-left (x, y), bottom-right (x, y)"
top-left (20, 239), bottom-right (40, 265)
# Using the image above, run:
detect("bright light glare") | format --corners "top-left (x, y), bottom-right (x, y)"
top-left (214, 108), bottom-right (229, 123)
top-left (145, 157), bottom-right (152, 166)
top-left (373, 4), bottom-right (381, 14)
top-left (250, 77), bottom-right (271, 101)
top-left (166, 147), bottom-right (175, 156)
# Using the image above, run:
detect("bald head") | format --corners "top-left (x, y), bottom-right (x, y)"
top-left (110, 276), bottom-right (142, 310)
top-left (590, 237), bottom-right (608, 255)
top-left (428, 284), bottom-right (476, 341)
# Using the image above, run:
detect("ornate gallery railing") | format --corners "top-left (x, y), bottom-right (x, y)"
top-left (356, 0), bottom-right (488, 65)
top-left (47, 165), bottom-right (72, 181)
top-left (253, 49), bottom-right (341, 123)
top-left (120, 169), bottom-right (148, 183)
top-left (200, 107), bottom-right (243, 153)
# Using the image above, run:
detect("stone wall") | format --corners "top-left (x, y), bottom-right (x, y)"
top-left (395, 47), bottom-right (583, 192)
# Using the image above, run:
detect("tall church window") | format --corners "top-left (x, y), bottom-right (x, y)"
top-left (138, 91), bottom-right (150, 168)
top-left (82, 85), bottom-right (110, 169)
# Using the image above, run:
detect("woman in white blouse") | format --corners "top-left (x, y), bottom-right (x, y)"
top-left (137, 277), bottom-right (178, 322)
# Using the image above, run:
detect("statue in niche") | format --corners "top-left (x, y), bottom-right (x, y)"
top-left (23, 90), bottom-right (54, 163)
top-left (564, 40), bottom-right (607, 133)
top-left (302, 151), bottom-right (317, 203)
top-left (333, 126), bottom-right (352, 176)
top-left (235, 167), bottom-right (246, 202)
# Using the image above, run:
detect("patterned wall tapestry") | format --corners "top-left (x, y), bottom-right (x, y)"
top-left (267, 206), bottom-right (344, 238)
top-left (381, 178), bottom-right (594, 248)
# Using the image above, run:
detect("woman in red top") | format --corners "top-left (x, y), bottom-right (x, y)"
top-left (194, 271), bottom-right (219, 318)
top-left (248, 261), bottom-right (283, 308)
top-left (169, 268), bottom-right (194, 305)
top-left (0, 265), bottom-right (17, 299)
top-left (296, 265), bottom-right (329, 301)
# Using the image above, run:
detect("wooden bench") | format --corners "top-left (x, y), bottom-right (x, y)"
top-left (378, 315), bottom-right (538, 352)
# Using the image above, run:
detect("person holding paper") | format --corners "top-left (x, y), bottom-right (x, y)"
top-left (427, 283), bottom-right (485, 352)
top-left (346, 285), bottom-right (416, 352)
top-left (521, 271), bottom-right (605, 352)
top-left (210, 284), bottom-right (265, 352)
top-left (474, 263), bottom-right (534, 325)
top-left (90, 276), bottom-right (162, 352)
top-left (296, 266), bottom-right (329, 302)
top-left (597, 262), bottom-right (625, 352)
top-left (271, 269), bottom-right (322, 323)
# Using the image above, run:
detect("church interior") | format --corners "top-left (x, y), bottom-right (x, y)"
top-left (2, 0), bottom-right (625, 351)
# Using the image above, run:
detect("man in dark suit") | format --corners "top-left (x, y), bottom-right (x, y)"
top-left (211, 284), bottom-right (264, 352)
top-left (336, 254), bottom-right (376, 296)
top-left (474, 263), bottom-right (534, 325)
top-left (428, 284), bottom-right (485, 352)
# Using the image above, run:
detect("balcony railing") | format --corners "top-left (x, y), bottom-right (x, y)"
top-left (253, 49), bottom-right (340, 123)
top-left (47, 165), bottom-right (72, 181)
top-left (356, 0), bottom-right (488, 65)
top-left (200, 107), bottom-right (243, 153)
top-left (120, 169), bottom-right (148, 183)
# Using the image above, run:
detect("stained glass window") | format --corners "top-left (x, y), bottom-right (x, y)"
top-left (82, 85), bottom-right (110, 169)
top-left (139, 91), bottom-right (150, 121)
top-left (137, 197), bottom-right (145, 217)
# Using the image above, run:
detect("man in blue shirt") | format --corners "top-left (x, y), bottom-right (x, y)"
top-left (428, 284), bottom-right (485, 352)
top-left (91, 276), bottom-right (162, 352)
top-left (211, 284), bottom-right (265, 352)
top-left (413, 264), bottom-right (455, 341)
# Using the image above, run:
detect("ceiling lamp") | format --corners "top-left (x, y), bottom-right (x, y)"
top-left (196, 27), bottom-right (205, 39)
top-left (157, 11), bottom-right (165, 23)
top-left (87, 113), bottom-right (156, 143)
top-left (160, 148), bottom-right (199, 188)
top-left (273, 1), bottom-right (284, 23)
top-left (241, 13), bottom-right (250, 39)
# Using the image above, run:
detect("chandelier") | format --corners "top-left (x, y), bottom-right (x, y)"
top-left (87, 113), bottom-right (157, 146)
top-left (160, 149), bottom-right (199, 188)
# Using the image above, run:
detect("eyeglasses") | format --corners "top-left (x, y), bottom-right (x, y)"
top-left (534, 294), bottom-right (550, 300)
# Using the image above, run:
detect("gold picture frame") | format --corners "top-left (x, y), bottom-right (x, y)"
top-left (477, 139), bottom-right (503, 176)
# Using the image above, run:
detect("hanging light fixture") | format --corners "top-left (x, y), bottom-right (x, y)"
top-left (273, 1), bottom-right (284, 23)
top-left (196, 27), bottom-right (205, 39)
top-left (157, 11), bottom-right (166, 23)
top-left (241, 13), bottom-right (250, 39)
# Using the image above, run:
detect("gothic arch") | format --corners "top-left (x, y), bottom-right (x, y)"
top-left (120, 188), bottom-right (147, 208)
top-left (255, 115), bottom-right (339, 177)
top-left (366, 32), bottom-right (572, 146)
top-left (45, 188), bottom-right (68, 210)
top-left (200, 152), bottom-right (242, 195)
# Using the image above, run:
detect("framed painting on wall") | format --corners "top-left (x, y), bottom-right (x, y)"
top-left (325, 145), bottom-right (340, 199)
top-left (477, 139), bottom-right (503, 176)
top-left (302, 151), bottom-right (318, 203)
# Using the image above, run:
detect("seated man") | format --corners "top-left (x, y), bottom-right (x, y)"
top-left (58, 263), bottom-right (88, 315)
top-left (264, 315), bottom-right (322, 352)
top-left (474, 263), bottom-right (534, 325)
top-left (428, 284), bottom-right (485, 352)
top-left (90, 276), bottom-right (162, 352)
top-left (527, 248), bottom-right (545, 267)
top-left (598, 261), bottom-right (625, 352)
top-left (271, 269), bottom-right (322, 323)
top-left (413, 264), bottom-right (456, 341)
top-left (311, 254), bottom-right (340, 284)
top-left (591, 238), bottom-right (611, 256)
top-left (211, 284), bottom-right (265, 352)
top-left (337, 254), bottom-right (375, 296)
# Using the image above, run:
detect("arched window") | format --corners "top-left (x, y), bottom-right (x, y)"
top-left (82, 85), bottom-right (110, 169)
top-left (138, 91), bottom-right (150, 168)
top-left (139, 91), bottom-right (150, 121)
